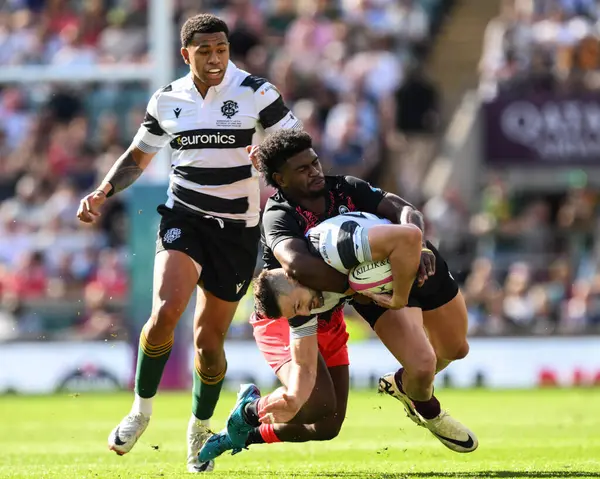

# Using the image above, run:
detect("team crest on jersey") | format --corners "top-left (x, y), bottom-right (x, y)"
top-left (163, 228), bottom-right (181, 244)
top-left (221, 100), bottom-right (239, 119)
top-left (339, 205), bottom-right (349, 214)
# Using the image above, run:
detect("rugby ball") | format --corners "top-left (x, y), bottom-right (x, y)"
top-left (348, 259), bottom-right (393, 293)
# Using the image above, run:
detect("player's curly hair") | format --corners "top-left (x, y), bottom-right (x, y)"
top-left (180, 14), bottom-right (229, 47)
top-left (253, 269), bottom-right (291, 318)
top-left (256, 129), bottom-right (313, 188)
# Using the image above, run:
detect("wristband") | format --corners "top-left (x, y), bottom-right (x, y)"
top-left (105, 182), bottom-right (115, 198)
top-left (421, 247), bottom-right (433, 254)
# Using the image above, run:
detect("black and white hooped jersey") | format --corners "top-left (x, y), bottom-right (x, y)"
top-left (133, 61), bottom-right (301, 227)
top-left (306, 212), bottom-right (391, 275)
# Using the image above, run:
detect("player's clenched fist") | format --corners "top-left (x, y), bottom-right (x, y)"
top-left (77, 190), bottom-right (107, 224)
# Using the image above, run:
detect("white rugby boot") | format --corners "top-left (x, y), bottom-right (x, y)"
top-left (108, 412), bottom-right (150, 455)
top-left (378, 372), bottom-right (423, 426)
top-left (422, 410), bottom-right (478, 453)
top-left (378, 372), bottom-right (478, 453)
top-left (187, 415), bottom-right (215, 473)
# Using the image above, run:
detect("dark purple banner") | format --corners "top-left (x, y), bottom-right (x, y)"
top-left (483, 93), bottom-right (600, 166)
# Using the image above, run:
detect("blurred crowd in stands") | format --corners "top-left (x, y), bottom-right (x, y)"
top-left (0, 0), bottom-right (446, 341)
top-left (424, 177), bottom-right (600, 336)
top-left (458, 0), bottom-right (600, 337)
top-left (480, 0), bottom-right (600, 99)
top-left (1, 0), bottom-right (597, 342)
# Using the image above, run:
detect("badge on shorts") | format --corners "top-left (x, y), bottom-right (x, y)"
top-left (163, 228), bottom-right (181, 244)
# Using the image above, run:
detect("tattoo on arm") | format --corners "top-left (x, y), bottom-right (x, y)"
top-left (103, 150), bottom-right (144, 197)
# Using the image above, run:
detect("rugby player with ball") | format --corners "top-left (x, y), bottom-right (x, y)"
top-left (199, 129), bottom-right (477, 461)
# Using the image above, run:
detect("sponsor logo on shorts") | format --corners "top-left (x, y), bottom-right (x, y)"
top-left (163, 228), bottom-right (181, 244)
top-left (236, 281), bottom-right (246, 294)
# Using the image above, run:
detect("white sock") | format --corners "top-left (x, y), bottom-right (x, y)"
top-left (131, 393), bottom-right (154, 416)
top-left (189, 414), bottom-right (210, 429)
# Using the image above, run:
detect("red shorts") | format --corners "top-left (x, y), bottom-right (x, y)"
top-left (250, 308), bottom-right (350, 372)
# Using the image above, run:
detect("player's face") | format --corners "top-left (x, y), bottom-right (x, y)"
top-left (277, 279), bottom-right (324, 319)
top-left (181, 32), bottom-right (230, 89)
top-left (276, 149), bottom-right (326, 198)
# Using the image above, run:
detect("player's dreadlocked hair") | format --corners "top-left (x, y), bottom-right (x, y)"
top-left (180, 14), bottom-right (229, 47)
top-left (255, 129), bottom-right (313, 189)
top-left (253, 269), bottom-right (293, 318)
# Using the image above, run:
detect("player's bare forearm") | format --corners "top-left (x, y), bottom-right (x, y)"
top-left (291, 257), bottom-right (349, 293)
top-left (274, 239), bottom-right (349, 294)
top-left (388, 248), bottom-right (417, 308)
top-left (402, 208), bottom-right (426, 245)
top-left (98, 146), bottom-right (155, 196)
top-left (287, 335), bottom-right (318, 411)
top-left (366, 224), bottom-right (422, 308)
top-left (378, 193), bottom-right (426, 245)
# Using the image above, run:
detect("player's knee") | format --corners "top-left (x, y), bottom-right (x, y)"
top-left (313, 417), bottom-right (343, 441)
top-left (450, 340), bottom-right (469, 361)
top-left (305, 390), bottom-right (337, 422)
top-left (320, 396), bottom-right (337, 419)
top-left (406, 353), bottom-right (436, 386)
top-left (149, 300), bottom-right (183, 331)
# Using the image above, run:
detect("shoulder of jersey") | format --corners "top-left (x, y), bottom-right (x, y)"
top-left (155, 76), bottom-right (189, 97)
top-left (327, 175), bottom-right (345, 189)
top-left (265, 192), bottom-right (288, 209)
top-left (239, 73), bottom-right (280, 97)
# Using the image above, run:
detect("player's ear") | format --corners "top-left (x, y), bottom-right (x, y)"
top-left (273, 172), bottom-right (285, 188)
top-left (181, 47), bottom-right (190, 65)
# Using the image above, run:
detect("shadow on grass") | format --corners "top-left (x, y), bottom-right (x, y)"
top-left (236, 471), bottom-right (600, 479)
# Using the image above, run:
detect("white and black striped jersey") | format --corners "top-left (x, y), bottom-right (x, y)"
top-left (260, 176), bottom-right (387, 336)
top-left (133, 61), bottom-right (301, 227)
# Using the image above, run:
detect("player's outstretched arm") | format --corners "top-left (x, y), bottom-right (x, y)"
top-left (274, 238), bottom-right (352, 294)
top-left (77, 145), bottom-right (156, 224)
top-left (259, 332), bottom-right (318, 424)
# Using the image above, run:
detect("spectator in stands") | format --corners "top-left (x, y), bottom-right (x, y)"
top-left (386, 0), bottom-right (430, 51)
top-left (6, 251), bottom-right (48, 300)
top-left (390, 60), bottom-right (440, 199)
top-left (265, 0), bottom-right (297, 41)
top-left (0, 175), bottom-right (47, 232)
top-left (72, 281), bottom-right (126, 341)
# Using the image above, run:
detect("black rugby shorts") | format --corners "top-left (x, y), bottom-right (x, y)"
top-left (155, 204), bottom-right (260, 302)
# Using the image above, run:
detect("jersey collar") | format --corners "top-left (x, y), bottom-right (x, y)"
top-left (185, 60), bottom-right (238, 94)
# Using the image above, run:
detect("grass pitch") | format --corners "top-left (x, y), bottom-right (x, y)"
top-left (1, 388), bottom-right (599, 479)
